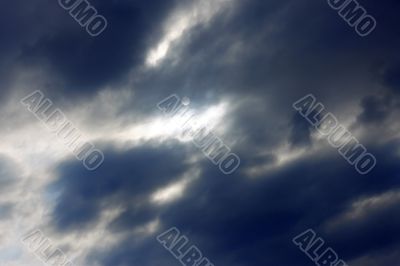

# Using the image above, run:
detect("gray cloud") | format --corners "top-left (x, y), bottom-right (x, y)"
top-left (1, 0), bottom-right (400, 265)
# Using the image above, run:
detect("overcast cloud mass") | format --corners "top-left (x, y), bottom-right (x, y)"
top-left (1, 0), bottom-right (400, 265)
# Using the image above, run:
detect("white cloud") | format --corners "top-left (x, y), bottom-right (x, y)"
top-left (146, 0), bottom-right (235, 67)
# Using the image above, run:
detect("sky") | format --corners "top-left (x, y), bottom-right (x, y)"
top-left (1, 0), bottom-right (400, 265)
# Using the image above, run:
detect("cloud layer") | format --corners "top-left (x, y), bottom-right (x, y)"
top-left (1, 0), bottom-right (400, 265)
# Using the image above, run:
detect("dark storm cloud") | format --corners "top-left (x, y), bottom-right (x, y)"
top-left (0, 0), bottom-right (74, 100)
top-left (49, 141), bottom-right (191, 231)
top-left (289, 113), bottom-right (314, 148)
top-left (88, 236), bottom-right (181, 266)
top-left (319, 140), bottom-right (400, 260)
top-left (0, 0), bottom-right (51, 101)
top-left (325, 198), bottom-right (400, 260)
top-left (20, 0), bottom-right (179, 96)
top-left (78, 139), bottom-right (400, 266)
top-left (117, 0), bottom-right (400, 152)
top-left (383, 62), bottom-right (400, 94)
top-left (1, 0), bottom-right (178, 100)
top-left (9, 0), bottom-right (400, 265)
top-left (357, 94), bottom-right (394, 125)
top-left (127, 0), bottom-right (400, 115)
